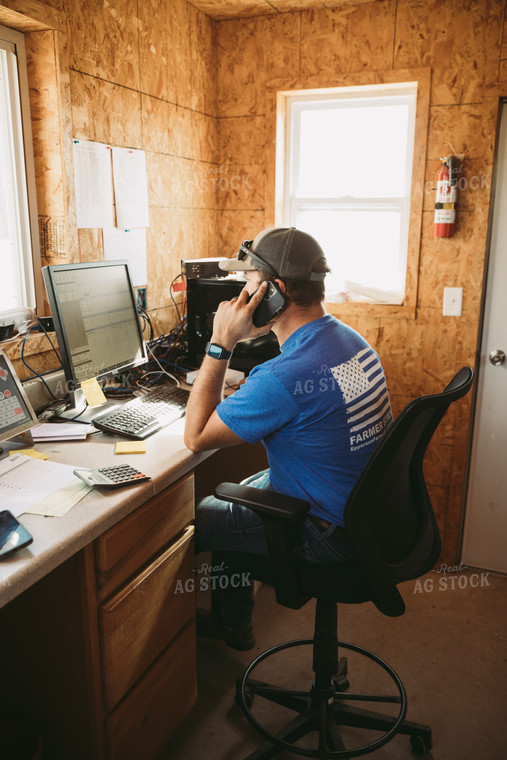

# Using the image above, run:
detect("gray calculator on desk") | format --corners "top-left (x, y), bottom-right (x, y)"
top-left (73, 464), bottom-right (150, 488)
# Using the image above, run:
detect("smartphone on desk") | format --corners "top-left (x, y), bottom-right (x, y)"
top-left (249, 281), bottom-right (287, 327)
top-left (0, 510), bottom-right (33, 559)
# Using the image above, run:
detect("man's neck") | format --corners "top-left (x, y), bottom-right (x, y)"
top-left (272, 303), bottom-right (327, 347)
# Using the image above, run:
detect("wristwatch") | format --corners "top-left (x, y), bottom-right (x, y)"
top-left (205, 341), bottom-right (232, 360)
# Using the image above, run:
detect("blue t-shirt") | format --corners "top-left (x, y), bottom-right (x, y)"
top-left (217, 314), bottom-right (393, 527)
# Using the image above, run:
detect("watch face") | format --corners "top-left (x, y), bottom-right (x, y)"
top-left (206, 342), bottom-right (230, 359)
top-left (209, 344), bottom-right (222, 358)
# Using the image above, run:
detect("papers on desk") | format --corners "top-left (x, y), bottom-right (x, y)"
top-left (26, 480), bottom-right (91, 517)
top-left (0, 453), bottom-right (92, 518)
top-left (31, 423), bottom-right (94, 442)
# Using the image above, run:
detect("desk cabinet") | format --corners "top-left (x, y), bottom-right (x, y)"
top-left (0, 472), bottom-right (197, 760)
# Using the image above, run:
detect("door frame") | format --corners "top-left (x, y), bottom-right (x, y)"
top-left (458, 96), bottom-right (507, 563)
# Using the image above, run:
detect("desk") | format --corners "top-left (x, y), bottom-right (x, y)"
top-left (0, 419), bottom-right (267, 760)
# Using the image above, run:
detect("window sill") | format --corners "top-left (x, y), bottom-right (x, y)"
top-left (326, 300), bottom-right (416, 320)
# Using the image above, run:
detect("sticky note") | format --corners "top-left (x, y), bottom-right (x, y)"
top-left (81, 377), bottom-right (107, 407)
top-left (12, 448), bottom-right (50, 460)
top-left (115, 441), bottom-right (147, 454)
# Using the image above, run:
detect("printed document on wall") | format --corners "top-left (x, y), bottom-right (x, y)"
top-left (103, 227), bottom-right (147, 287)
top-left (112, 147), bottom-right (150, 230)
top-left (73, 139), bottom-right (114, 229)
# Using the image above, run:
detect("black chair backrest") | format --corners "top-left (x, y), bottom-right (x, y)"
top-left (343, 367), bottom-right (473, 616)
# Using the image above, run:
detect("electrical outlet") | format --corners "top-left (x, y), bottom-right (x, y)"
top-left (443, 287), bottom-right (462, 317)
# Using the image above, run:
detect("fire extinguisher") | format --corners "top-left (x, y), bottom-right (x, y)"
top-left (434, 155), bottom-right (458, 238)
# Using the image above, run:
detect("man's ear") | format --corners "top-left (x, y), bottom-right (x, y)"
top-left (274, 278), bottom-right (287, 294)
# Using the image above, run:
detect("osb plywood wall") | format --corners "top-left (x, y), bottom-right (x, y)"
top-left (213, 0), bottom-right (507, 561)
top-left (23, 0), bottom-right (218, 338)
top-left (4, 0), bottom-right (507, 560)
top-left (3, 0), bottom-right (217, 379)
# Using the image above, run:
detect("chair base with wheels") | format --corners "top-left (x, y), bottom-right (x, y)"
top-left (235, 598), bottom-right (432, 759)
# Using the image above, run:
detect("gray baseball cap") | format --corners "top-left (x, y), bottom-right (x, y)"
top-left (219, 227), bottom-right (330, 281)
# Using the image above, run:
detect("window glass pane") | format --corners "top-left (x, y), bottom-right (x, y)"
top-left (295, 207), bottom-right (402, 295)
top-left (0, 50), bottom-right (20, 311)
top-left (0, 38), bottom-right (33, 314)
top-left (298, 103), bottom-right (410, 198)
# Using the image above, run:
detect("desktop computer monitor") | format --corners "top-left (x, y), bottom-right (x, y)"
top-left (0, 350), bottom-right (39, 457)
top-left (42, 261), bottom-right (148, 417)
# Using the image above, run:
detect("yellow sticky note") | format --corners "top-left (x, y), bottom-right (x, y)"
top-left (81, 377), bottom-right (107, 407)
top-left (115, 441), bottom-right (147, 454)
top-left (12, 448), bottom-right (50, 460)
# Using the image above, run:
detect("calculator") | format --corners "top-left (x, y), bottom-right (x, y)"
top-left (73, 464), bottom-right (151, 488)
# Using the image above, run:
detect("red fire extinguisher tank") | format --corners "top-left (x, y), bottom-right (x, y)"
top-left (434, 156), bottom-right (458, 238)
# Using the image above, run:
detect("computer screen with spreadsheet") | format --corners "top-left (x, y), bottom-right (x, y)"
top-left (42, 261), bottom-right (148, 398)
top-left (0, 350), bottom-right (39, 449)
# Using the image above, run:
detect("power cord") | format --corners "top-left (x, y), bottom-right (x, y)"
top-left (21, 327), bottom-right (61, 402)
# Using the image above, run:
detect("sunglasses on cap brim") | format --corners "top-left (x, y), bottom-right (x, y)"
top-left (237, 240), bottom-right (280, 279)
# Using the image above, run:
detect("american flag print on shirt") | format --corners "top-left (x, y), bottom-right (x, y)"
top-left (330, 347), bottom-right (393, 452)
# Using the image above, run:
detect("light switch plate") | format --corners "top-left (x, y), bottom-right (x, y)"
top-left (443, 287), bottom-right (463, 317)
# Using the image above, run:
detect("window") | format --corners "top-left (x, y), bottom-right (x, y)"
top-left (0, 25), bottom-right (37, 318)
top-left (284, 85), bottom-right (417, 304)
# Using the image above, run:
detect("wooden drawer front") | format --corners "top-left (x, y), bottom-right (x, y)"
top-left (95, 472), bottom-right (194, 599)
top-left (106, 621), bottom-right (197, 760)
top-left (100, 526), bottom-right (195, 710)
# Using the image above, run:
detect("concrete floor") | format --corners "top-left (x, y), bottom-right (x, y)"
top-left (160, 568), bottom-right (507, 760)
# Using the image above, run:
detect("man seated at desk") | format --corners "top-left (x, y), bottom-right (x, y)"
top-left (184, 226), bottom-right (393, 651)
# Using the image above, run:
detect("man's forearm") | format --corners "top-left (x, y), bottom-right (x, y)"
top-left (184, 354), bottom-right (229, 443)
top-left (183, 281), bottom-right (270, 450)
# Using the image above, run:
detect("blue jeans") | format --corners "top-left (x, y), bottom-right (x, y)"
top-left (194, 469), bottom-right (354, 630)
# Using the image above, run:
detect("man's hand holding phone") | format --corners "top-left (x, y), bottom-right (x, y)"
top-left (211, 281), bottom-right (277, 351)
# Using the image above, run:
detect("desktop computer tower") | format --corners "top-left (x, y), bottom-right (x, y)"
top-left (185, 276), bottom-right (280, 373)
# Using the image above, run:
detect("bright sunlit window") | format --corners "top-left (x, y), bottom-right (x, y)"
top-left (0, 25), bottom-right (36, 318)
top-left (284, 85), bottom-right (417, 304)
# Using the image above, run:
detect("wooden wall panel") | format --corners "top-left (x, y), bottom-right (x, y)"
top-left (24, 29), bottom-right (74, 270)
top-left (215, 210), bottom-right (266, 256)
top-left (217, 13), bottom-right (300, 117)
top-left (141, 95), bottom-right (194, 157)
top-left (25, 31), bottom-right (62, 218)
top-left (167, 0), bottom-right (193, 108)
top-left (0, 0), bottom-right (65, 32)
top-left (217, 164), bottom-right (266, 210)
top-left (21, 0), bottom-right (220, 334)
top-left (193, 111), bottom-right (218, 163)
top-left (300, 2), bottom-right (395, 77)
top-left (15, 0), bottom-right (219, 337)
top-left (68, 0), bottom-right (140, 90)
top-left (72, 72), bottom-right (143, 148)
top-left (139, 0), bottom-right (170, 101)
top-left (190, 4), bottom-right (217, 115)
top-left (394, 0), bottom-right (503, 105)
top-left (218, 115), bottom-right (267, 164)
top-left (146, 208), bottom-right (180, 310)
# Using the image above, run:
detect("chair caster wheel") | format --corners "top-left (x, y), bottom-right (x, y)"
top-left (333, 676), bottom-right (350, 692)
top-left (410, 734), bottom-right (432, 755)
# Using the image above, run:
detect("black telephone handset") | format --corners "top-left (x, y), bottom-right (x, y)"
top-left (248, 281), bottom-right (288, 327)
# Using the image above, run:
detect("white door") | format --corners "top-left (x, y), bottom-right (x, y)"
top-left (462, 101), bottom-right (507, 573)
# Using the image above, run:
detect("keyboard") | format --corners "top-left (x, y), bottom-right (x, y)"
top-left (92, 385), bottom-right (190, 440)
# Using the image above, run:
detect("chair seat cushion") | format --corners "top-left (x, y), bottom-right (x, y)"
top-left (213, 551), bottom-right (376, 607)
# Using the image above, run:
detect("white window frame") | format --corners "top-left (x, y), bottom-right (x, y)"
top-left (283, 84), bottom-right (417, 304)
top-left (0, 24), bottom-right (39, 322)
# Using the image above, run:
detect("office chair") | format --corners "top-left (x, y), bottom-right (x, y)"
top-left (213, 366), bottom-right (473, 759)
